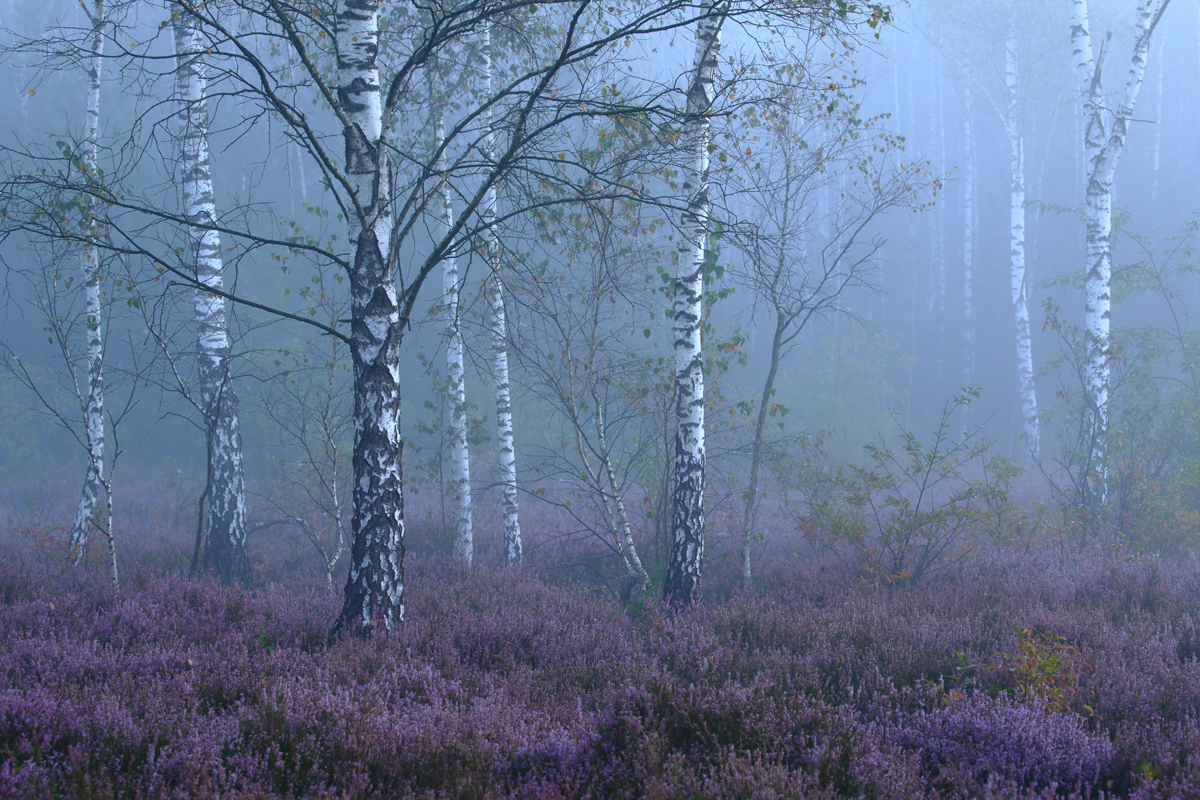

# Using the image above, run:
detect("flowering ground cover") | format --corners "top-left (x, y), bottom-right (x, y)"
top-left (3, 546), bottom-right (1200, 798)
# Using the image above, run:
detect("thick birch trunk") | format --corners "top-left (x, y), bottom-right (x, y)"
top-left (664, 4), bottom-right (723, 606)
top-left (1006, 32), bottom-right (1040, 459)
top-left (1070, 0), bottom-right (1164, 496)
top-left (429, 57), bottom-right (473, 562)
top-left (962, 87), bottom-right (975, 389)
top-left (482, 25), bottom-right (521, 564)
top-left (68, 0), bottom-right (107, 568)
top-left (332, 0), bottom-right (404, 637)
top-left (174, 6), bottom-right (251, 585)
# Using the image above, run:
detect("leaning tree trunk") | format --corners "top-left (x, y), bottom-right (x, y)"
top-left (174, 6), bottom-right (251, 586)
top-left (1005, 30), bottom-right (1040, 459)
top-left (664, 3), bottom-right (724, 606)
top-left (741, 308), bottom-right (785, 590)
top-left (68, 0), bottom-right (110, 574)
top-left (331, 0), bottom-right (405, 638)
top-left (429, 54), bottom-right (473, 563)
top-left (481, 24), bottom-right (521, 564)
top-left (1069, 0), bottom-right (1165, 501)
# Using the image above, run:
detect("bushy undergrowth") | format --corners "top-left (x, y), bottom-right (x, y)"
top-left (6, 547), bottom-right (1200, 797)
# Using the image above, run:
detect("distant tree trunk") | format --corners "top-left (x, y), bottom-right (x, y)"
top-left (962, 85), bottom-right (975, 390)
top-left (1151, 42), bottom-right (1163, 213)
top-left (67, 0), bottom-right (108, 572)
top-left (1069, 0), bottom-right (1167, 498)
top-left (664, 2), bottom-right (724, 606)
top-left (294, 141), bottom-right (308, 205)
top-left (1005, 29), bottom-right (1040, 459)
top-left (331, 0), bottom-right (405, 637)
top-left (429, 54), bottom-right (473, 563)
top-left (930, 64), bottom-right (946, 382)
top-left (482, 25), bottom-right (521, 565)
top-left (174, 4), bottom-right (251, 586)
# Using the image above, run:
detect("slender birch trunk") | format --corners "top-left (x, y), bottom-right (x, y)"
top-left (664, 3), bottom-right (724, 606)
top-left (331, 0), bottom-right (404, 637)
top-left (562, 356), bottom-right (648, 587)
top-left (590, 383), bottom-right (650, 590)
top-left (67, 0), bottom-right (108, 570)
top-left (429, 55), bottom-right (473, 563)
top-left (481, 25), bottom-right (521, 565)
top-left (1069, 0), bottom-right (1166, 497)
top-left (962, 85), bottom-right (975, 390)
top-left (173, 5), bottom-right (251, 586)
top-left (1005, 31), bottom-right (1040, 459)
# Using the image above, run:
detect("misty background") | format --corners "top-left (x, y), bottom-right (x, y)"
top-left (1, 0), bottom-right (1195, 585)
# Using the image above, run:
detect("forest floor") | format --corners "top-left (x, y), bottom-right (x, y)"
top-left (2, 539), bottom-right (1200, 798)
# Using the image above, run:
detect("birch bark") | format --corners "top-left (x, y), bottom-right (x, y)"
top-left (173, 5), bottom-right (251, 585)
top-left (1005, 30), bottom-right (1040, 458)
top-left (67, 0), bottom-right (108, 567)
top-left (481, 25), bottom-right (521, 564)
top-left (331, 0), bottom-right (404, 637)
top-left (429, 54), bottom-right (473, 562)
top-left (664, 3), bottom-right (724, 606)
top-left (1069, 0), bottom-right (1167, 494)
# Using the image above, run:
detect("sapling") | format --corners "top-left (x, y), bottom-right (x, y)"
top-left (799, 390), bottom-right (1019, 588)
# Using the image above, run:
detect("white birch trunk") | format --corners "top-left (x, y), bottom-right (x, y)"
top-left (68, 0), bottom-right (107, 567)
top-left (664, 3), bottom-right (724, 605)
top-left (174, 5), bottom-right (251, 585)
top-left (332, 0), bottom-right (404, 636)
top-left (962, 86), bottom-right (975, 389)
top-left (429, 55), bottom-right (473, 562)
top-left (481, 25), bottom-right (521, 564)
top-left (1006, 31), bottom-right (1040, 459)
top-left (1070, 0), bottom-right (1165, 495)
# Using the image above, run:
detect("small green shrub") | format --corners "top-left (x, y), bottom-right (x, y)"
top-left (798, 390), bottom-right (1020, 587)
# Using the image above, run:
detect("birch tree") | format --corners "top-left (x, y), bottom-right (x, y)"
top-left (65, 0), bottom-right (109, 566)
top-left (173, 3), bottom-right (251, 585)
top-left (326, 0), bottom-right (404, 636)
top-left (1069, 0), bottom-right (1170, 501)
top-left (428, 50), bottom-right (474, 563)
top-left (480, 24), bottom-right (521, 564)
top-left (508, 207), bottom-right (656, 593)
top-left (1005, 26), bottom-right (1040, 458)
top-left (663, 2), bottom-right (725, 607)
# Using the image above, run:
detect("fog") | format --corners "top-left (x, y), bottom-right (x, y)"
top-left (0, 0), bottom-right (1196, 592)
